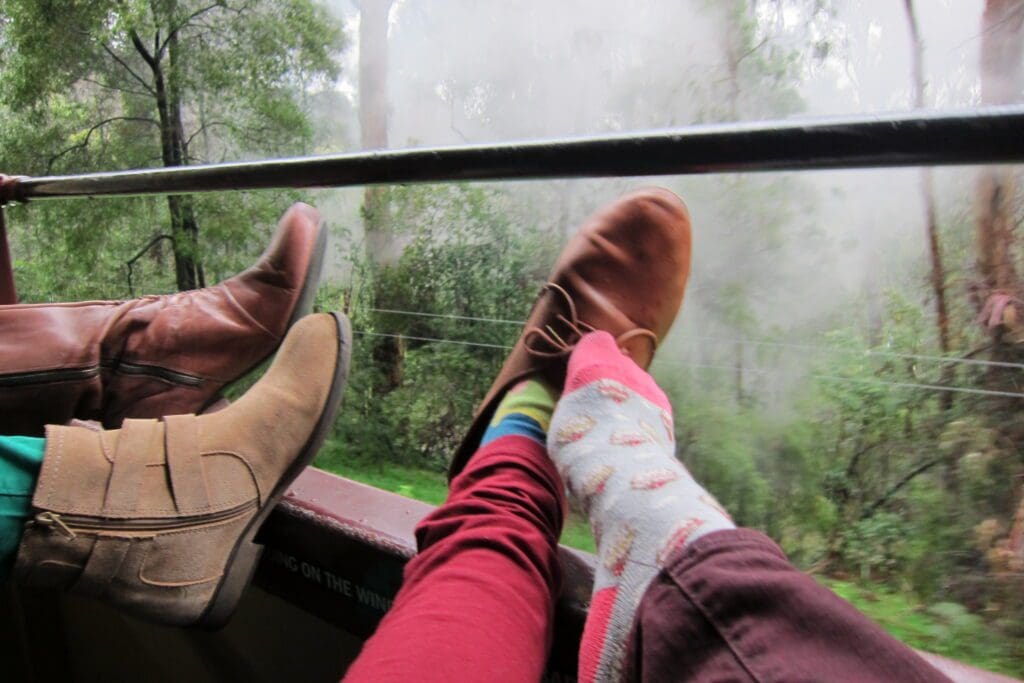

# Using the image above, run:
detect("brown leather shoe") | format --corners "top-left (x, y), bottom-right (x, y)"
top-left (14, 312), bottom-right (352, 628)
top-left (449, 188), bottom-right (692, 478)
top-left (0, 203), bottom-right (326, 436)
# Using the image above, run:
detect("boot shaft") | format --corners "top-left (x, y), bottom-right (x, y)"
top-left (0, 203), bottom-right (326, 435)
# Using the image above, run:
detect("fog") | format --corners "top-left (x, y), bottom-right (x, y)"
top-left (317, 0), bottom-right (998, 406)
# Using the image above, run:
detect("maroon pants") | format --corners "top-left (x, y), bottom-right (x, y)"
top-left (344, 434), bottom-right (950, 682)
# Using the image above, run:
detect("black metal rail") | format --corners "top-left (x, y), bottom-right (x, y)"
top-left (5, 105), bottom-right (1024, 202)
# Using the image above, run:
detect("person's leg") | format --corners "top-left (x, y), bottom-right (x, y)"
top-left (550, 331), bottom-right (950, 683)
top-left (624, 530), bottom-right (951, 682)
top-left (349, 189), bottom-right (691, 681)
top-left (0, 436), bottom-right (44, 580)
top-left (548, 331), bottom-right (734, 681)
top-left (343, 380), bottom-right (564, 683)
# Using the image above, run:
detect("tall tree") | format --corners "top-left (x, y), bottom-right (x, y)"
top-left (722, 0), bottom-right (748, 404)
top-left (703, 0), bottom-right (811, 407)
top-left (974, 0), bottom-right (1024, 358)
top-left (1, 0), bottom-right (343, 291)
top-left (358, 0), bottom-right (405, 390)
top-left (902, 2), bottom-right (955, 530)
top-left (359, 0), bottom-right (394, 266)
top-left (973, 0), bottom-right (1024, 562)
top-left (902, 0), bottom-right (953, 370)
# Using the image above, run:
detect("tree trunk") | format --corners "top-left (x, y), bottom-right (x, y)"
top-left (360, 0), bottom-right (404, 392)
top-left (903, 0), bottom-right (953, 371)
top-left (722, 0), bottom-right (743, 122)
top-left (136, 14), bottom-right (203, 293)
top-left (1009, 475), bottom-right (1024, 557)
top-left (168, 28), bottom-right (204, 289)
top-left (975, 0), bottom-right (1024, 356)
top-left (863, 239), bottom-right (884, 346)
top-left (723, 1), bottom-right (746, 403)
top-left (360, 0), bottom-right (393, 266)
top-left (901, 0), bottom-right (960, 511)
top-left (154, 65), bottom-right (201, 292)
top-left (734, 341), bottom-right (745, 406)
top-left (977, 0), bottom-right (1024, 560)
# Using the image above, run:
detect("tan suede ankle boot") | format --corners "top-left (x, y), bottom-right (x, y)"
top-left (14, 312), bottom-right (352, 628)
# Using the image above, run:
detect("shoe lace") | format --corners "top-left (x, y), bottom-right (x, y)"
top-left (522, 282), bottom-right (658, 359)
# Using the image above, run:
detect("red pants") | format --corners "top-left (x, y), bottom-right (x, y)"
top-left (343, 434), bottom-right (950, 682)
top-left (343, 435), bottom-right (564, 682)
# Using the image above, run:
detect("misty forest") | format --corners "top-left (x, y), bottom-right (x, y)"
top-left (2, 0), bottom-right (1024, 674)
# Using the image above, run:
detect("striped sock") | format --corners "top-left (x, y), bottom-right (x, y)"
top-left (480, 377), bottom-right (558, 448)
top-left (548, 332), bottom-right (735, 683)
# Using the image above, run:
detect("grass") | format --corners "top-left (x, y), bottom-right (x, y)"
top-left (560, 514), bottom-right (597, 554)
top-left (315, 445), bottom-right (597, 552)
top-left (318, 451), bottom-right (451, 506)
top-left (315, 450), bottom-right (1022, 677)
top-left (821, 579), bottom-right (1024, 677)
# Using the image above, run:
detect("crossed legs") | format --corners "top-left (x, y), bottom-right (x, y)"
top-left (345, 333), bottom-right (951, 683)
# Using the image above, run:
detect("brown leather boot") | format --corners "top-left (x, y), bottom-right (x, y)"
top-left (449, 188), bottom-right (692, 478)
top-left (0, 203), bottom-right (326, 436)
top-left (14, 312), bottom-right (351, 628)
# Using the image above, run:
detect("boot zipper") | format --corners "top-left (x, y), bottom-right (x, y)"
top-left (34, 512), bottom-right (79, 539)
top-left (101, 360), bottom-right (206, 387)
top-left (0, 362), bottom-right (204, 389)
top-left (33, 501), bottom-right (258, 540)
top-left (0, 366), bottom-right (100, 387)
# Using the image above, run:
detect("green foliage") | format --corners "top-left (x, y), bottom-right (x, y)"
top-left (843, 512), bottom-right (910, 580)
top-left (0, 0), bottom-right (342, 159)
top-left (823, 579), bottom-right (1024, 677)
top-left (672, 394), bottom-right (771, 526)
top-left (330, 183), bottom-right (557, 468)
top-left (376, 184), bottom-right (553, 332)
top-left (0, 0), bottom-right (344, 300)
top-left (7, 189), bottom-right (305, 302)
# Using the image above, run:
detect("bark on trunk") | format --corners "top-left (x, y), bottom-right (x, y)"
top-left (977, 0), bottom-right (1024, 559)
top-left (360, 0), bottom-right (404, 392)
top-left (723, 0), bottom-right (743, 123)
top-left (133, 14), bottom-right (202, 293)
top-left (903, 0), bottom-right (953, 366)
top-left (168, 27), bottom-right (204, 290)
top-left (902, 0), bottom-right (958, 512)
top-left (975, 0), bottom-right (1024, 354)
top-left (1010, 477), bottom-right (1024, 556)
top-left (734, 341), bottom-right (744, 406)
top-left (360, 0), bottom-right (393, 266)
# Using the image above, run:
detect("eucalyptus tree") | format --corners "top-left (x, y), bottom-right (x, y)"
top-left (0, 0), bottom-right (343, 293)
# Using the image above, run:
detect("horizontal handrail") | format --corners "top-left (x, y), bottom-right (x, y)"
top-left (4, 105), bottom-right (1024, 202)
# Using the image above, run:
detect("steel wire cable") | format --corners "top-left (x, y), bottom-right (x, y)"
top-left (351, 330), bottom-right (1024, 399)
top-left (355, 330), bottom-right (513, 350)
top-left (366, 306), bottom-right (1024, 370)
top-left (370, 307), bottom-right (524, 326)
top-left (674, 362), bottom-right (1024, 400)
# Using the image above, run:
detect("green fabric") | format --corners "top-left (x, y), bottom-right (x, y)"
top-left (0, 435), bottom-right (45, 580)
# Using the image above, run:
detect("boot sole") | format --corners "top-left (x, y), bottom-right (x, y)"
top-left (197, 311), bottom-right (352, 629)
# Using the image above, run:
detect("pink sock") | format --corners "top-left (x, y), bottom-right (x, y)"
top-left (563, 332), bottom-right (672, 411)
top-left (549, 331), bottom-right (735, 682)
